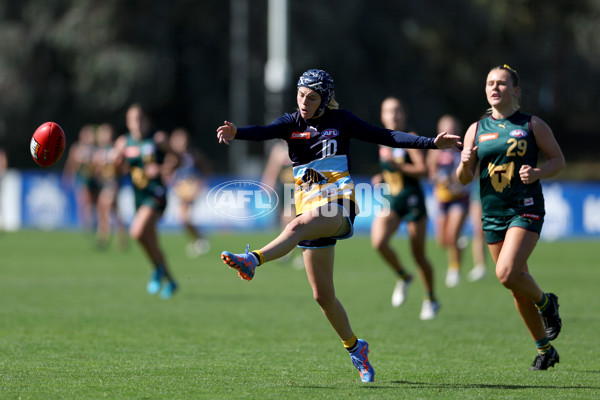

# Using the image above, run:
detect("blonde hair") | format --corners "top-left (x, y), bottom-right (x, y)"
top-left (326, 94), bottom-right (339, 110)
top-left (305, 94), bottom-right (338, 119)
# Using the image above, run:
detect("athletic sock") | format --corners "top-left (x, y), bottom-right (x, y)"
top-left (448, 261), bottom-right (459, 271)
top-left (535, 337), bottom-right (551, 354)
top-left (154, 263), bottom-right (166, 274)
top-left (342, 334), bottom-right (358, 353)
top-left (251, 250), bottom-right (264, 266)
top-left (425, 291), bottom-right (435, 302)
top-left (396, 269), bottom-right (410, 280)
top-left (535, 292), bottom-right (549, 311)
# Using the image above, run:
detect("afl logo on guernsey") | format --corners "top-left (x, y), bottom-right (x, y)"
top-left (321, 129), bottom-right (339, 139)
top-left (510, 129), bottom-right (527, 138)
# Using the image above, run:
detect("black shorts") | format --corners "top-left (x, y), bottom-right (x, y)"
top-left (297, 199), bottom-right (357, 249)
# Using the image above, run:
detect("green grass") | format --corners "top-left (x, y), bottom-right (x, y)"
top-left (1, 230), bottom-right (599, 399)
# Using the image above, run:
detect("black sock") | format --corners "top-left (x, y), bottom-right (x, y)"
top-left (250, 251), bottom-right (262, 266)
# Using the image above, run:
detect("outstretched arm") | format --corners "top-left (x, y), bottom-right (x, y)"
top-left (433, 131), bottom-right (463, 152)
top-left (349, 111), bottom-right (462, 150)
top-left (387, 129), bottom-right (462, 150)
top-left (216, 116), bottom-right (290, 145)
top-left (216, 121), bottom-right (237, 145)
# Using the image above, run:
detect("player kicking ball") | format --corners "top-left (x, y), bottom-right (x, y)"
top-left (217, 69), bottom-right (461, 382)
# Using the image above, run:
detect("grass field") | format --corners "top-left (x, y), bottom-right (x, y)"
top-left (1, 230), bottom-right (599, 399)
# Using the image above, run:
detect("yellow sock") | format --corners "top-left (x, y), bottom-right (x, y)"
top-left (252, 250), bottom-right (265, 265)
top-left (342, 334), bottom-right (358, 349)
top-left (448, 261), bottom-right (460, 271)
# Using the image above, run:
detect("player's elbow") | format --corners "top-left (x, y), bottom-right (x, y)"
top-left (457, 170), bottom-right (472, 185)
top-left (413, 166), bottom-right (428, 177)
top-left (545, 155), bottom-right (566, 178)
top-left (556, 155), bottom-right (566, 173)
top-left (458, 175), bottom-right (472, 185)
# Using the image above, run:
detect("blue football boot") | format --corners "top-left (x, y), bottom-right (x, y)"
top-left (160, 281), bottom-right (178, 299)
top-left (147, 267), bottom-right (165, 295)
top-left (221, 244), bottom-right (259, 281)
top-left (349, 339), bottom-right (375, 382)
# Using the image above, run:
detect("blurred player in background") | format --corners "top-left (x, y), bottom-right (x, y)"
top-left (427, 115), bottom-right (470, 288)
top-left (457, 65), bottom-right (565, 370)
top-left (370, 97), bottom-right (438, 320)
top-left (113, 103), bottom-right (178, 299)
top-left (166, 127), bottom-right (212, 258)
top-left (93, 123), bottom-right (128, 250)
top-left (261, 140), bottom-right (303, 268)
top-left (62, 124), bottom-right (99, 233)
top-left (0, 147), bottom-right (7, 231)
top-left (217, 69), bottom-right (461, 382)
top-left (467, 174), bottom-right (487, 281)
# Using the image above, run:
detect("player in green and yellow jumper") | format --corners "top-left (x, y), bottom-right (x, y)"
top-left (371, 97), bottom-right (438, 320)
top-left (114, 104), bottom-right (178, 299)
top-left (457, 65), bottom-right (565, 370)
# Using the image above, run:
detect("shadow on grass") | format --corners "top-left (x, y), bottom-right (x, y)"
top-left (363, 380), bottom-right (600, 390)
top-left (292, 371), bottom-right (600, 391)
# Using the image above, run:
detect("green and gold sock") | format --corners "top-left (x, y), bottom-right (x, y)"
top-left (535, 292), bottom-right (549, 311)
top-left (535, 337), bottom-right (551, 354)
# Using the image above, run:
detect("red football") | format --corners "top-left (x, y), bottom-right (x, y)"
top-left (30, 122), bottom-right (66, 167)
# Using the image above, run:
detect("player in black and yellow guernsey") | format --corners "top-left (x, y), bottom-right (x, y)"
top-left (457, 65), bottom-right (566, 371)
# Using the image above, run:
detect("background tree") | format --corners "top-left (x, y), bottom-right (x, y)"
top-left (0, 0), bottom-right (597, 175)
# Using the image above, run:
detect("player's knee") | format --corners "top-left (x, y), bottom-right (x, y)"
top-left (284, 218), bottom-right (307, 237)
top-left (438, 234), bottom-right (452, 247)
top-left (129, 225), bottom-right (143, 240)
top-left (313, 290), bottom-right (335, 308)
top-left (496, 265), bottom-right (517, 287)
top-left (414, 254), bottom-right (430, 269)
top-left (371, 236), bottom-right (386, 251)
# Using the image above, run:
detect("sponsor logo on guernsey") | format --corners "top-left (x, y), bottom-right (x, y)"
top-left (510, 129), bottom-right (527, 138)
top-left (290, 131), bottom-right (310, 139)
top-left (321, 129), bottom-right (339, 139)
top-left (479, 133), bottom-right (498, 142)
top-left (522, 213), bottom-right (541, 220)
top-left (325, 186), bottom-right (338, 197)
top-left (522, 197), bottom-right (534, 206)
top-left (124, 146), bottom-right (141, 158)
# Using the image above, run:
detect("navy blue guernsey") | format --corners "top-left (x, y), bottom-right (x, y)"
top-left (236, 108), bottom-right (437, 214)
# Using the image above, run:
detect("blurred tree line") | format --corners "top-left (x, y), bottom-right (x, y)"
top-left (0, 0), bottom-right (598, 176)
